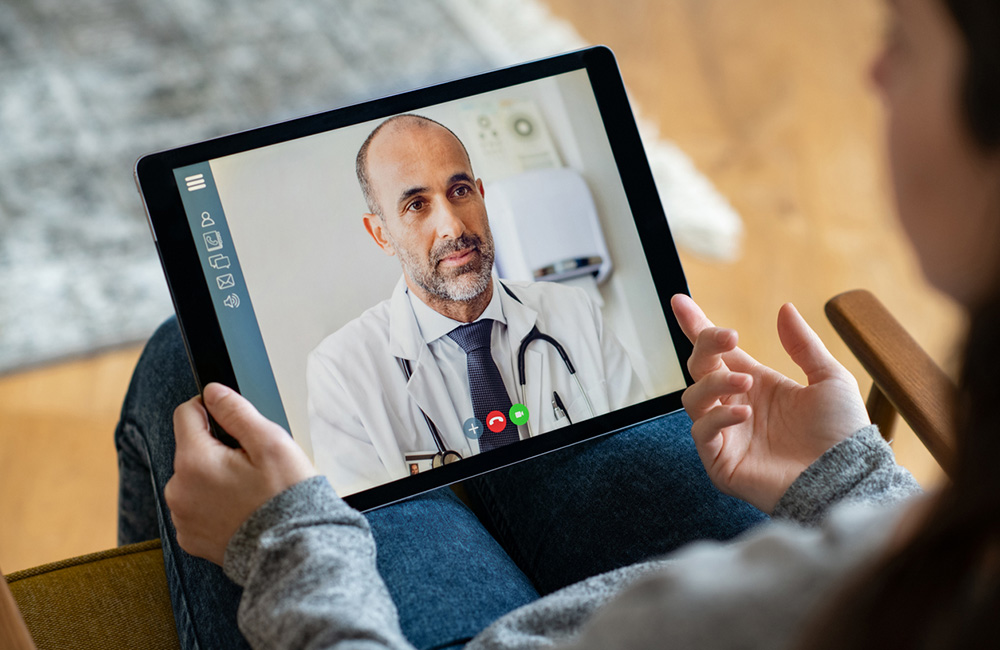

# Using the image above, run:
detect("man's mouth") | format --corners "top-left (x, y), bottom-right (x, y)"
top-left (438, 247), bottom-right (477, 268)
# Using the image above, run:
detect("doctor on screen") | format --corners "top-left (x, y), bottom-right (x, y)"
top-left (306, 114), bottom-right (645, 495)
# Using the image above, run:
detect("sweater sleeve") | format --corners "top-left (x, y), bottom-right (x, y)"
top-left (544, 503), bottom-right (911, 650)
top-left (223, 476), bottom-right (413, 650)
top-left (772, 425), bottom-right (923, 525)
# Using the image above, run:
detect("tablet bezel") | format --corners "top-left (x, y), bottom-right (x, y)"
top-left (135, 46), bottom-right (695, 511)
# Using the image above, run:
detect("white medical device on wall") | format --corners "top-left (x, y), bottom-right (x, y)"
top-left (461, 99), bottom-right (563, 180)
top-left (485, 166), bottom-right (613, 290)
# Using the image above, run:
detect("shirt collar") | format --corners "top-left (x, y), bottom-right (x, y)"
top-left (406, 274), bottom-right (506, 344)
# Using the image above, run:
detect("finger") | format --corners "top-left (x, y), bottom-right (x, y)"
top-left (670, 294), bottom-right (716, 344)
top-left (689, 404), bottom-right (752, 452)
top-left (687, 327), bottom-right (739, 379)
top-left (172, 396), bottom-right (215, 452)
top-left (681, 371), bottom-right (753, 419)
top-left (776, 303), bottom-right (841, 385)
top-left (202, 383), bottom-right (289, 460)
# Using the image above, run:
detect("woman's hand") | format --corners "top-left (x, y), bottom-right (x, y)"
top-left (165, 383), bottom-right (318, 566)
top-left (670, 294), bottom-right (870, 512)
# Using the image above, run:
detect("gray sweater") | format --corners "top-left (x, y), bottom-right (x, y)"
top-left (223, 426), bottom-right (923, 649)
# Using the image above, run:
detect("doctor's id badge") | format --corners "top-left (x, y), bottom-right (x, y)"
top-left (404, 451), bottom-right (438, 475)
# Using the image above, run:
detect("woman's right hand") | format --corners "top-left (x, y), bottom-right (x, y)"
top-left (670, 294), bottom-right (871, 513)
top-left (166, 383), bottom-right (317, 566)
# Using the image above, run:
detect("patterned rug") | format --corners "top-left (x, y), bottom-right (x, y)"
top-left (0, 0), bottom-right (741, 373)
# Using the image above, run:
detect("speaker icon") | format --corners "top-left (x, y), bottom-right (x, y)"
top-left (223, 293), bottom-right (240, 309)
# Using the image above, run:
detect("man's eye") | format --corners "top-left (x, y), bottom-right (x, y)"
top-left (407, 200), bottom-right (425, 212)
top-left (453, 186), bottom-right (470, 197)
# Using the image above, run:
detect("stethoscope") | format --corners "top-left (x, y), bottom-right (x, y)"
top-left (396, 282), bottom-right (596, 466)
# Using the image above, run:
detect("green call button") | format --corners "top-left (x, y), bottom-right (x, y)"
top-left (509, 404), bottom-right (530, 426)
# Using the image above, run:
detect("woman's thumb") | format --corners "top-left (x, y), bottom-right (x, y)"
top-left (776, 303), bottom-right (839, 384)
top-left (202, 383), bottom-right (284, 456)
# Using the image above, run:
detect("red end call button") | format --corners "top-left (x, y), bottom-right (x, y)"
top-left (486, 411), bottom-right (507, 432)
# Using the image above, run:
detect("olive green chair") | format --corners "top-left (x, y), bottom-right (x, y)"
top-left (2, 540), bottom-right (178, 650)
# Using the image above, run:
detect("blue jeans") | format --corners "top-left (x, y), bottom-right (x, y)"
top-left (116, 319), bottom-right (766, 650)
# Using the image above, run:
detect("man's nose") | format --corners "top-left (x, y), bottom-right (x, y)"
top-left (431, 201), bottom-right (465, 239)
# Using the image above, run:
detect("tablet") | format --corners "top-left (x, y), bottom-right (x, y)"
top-left (135, 46), bottom-right (693, 510)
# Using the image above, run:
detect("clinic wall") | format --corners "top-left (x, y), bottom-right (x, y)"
top-left (212, 128), bottom-right (398, 456)
top-left (549, 74), bottom-right (685, 397)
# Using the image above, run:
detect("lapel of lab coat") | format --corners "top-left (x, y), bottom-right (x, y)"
top-left (386, 277), bottom-right (461, 446)
top-left (496, 282), bottom-right (544, 432)
top-left (497, 281), bottom-right (540, 368)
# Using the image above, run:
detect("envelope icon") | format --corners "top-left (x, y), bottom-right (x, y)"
top-left (216, 273), bottom-right (235, 290)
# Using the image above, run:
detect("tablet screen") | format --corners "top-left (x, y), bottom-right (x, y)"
top-left (139, 48), bottom-right (692, 508)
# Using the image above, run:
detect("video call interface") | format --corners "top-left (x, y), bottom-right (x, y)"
top-left (173, 68), bottom-right (686, 497)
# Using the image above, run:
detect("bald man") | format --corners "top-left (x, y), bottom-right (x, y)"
top-left (306, 115), bottom-right (645, 496)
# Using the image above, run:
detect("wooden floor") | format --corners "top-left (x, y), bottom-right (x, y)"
top-left (0, 0), bottom-right (962, 573)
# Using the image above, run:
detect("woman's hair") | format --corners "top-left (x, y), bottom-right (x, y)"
top-left (802, 1), bottom-right (1000, 646)
top-left (949, 0), bottom-right (1000, 149)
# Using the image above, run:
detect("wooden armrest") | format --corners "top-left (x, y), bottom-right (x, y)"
top-left (825, 289), bottom-right (957, 475)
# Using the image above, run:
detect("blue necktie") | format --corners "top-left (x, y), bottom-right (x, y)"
top-left (448, 319), bottom-right (519, 452)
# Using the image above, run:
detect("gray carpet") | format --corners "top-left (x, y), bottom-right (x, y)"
top-left (0, 0), bottom-right (742, 373)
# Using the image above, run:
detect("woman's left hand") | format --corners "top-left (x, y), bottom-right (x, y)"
top-left (670, 294), bottom-right (871, 512)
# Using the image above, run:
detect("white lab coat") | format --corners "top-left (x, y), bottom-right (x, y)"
top-left (307, 276), bottom-right (645, 496)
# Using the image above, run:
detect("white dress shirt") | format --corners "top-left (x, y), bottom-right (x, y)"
top-left (405, 277), bottom-right (523, 456)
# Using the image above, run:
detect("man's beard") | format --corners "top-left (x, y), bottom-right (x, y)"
top-left (394, 230), bottom-right (495, 303)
